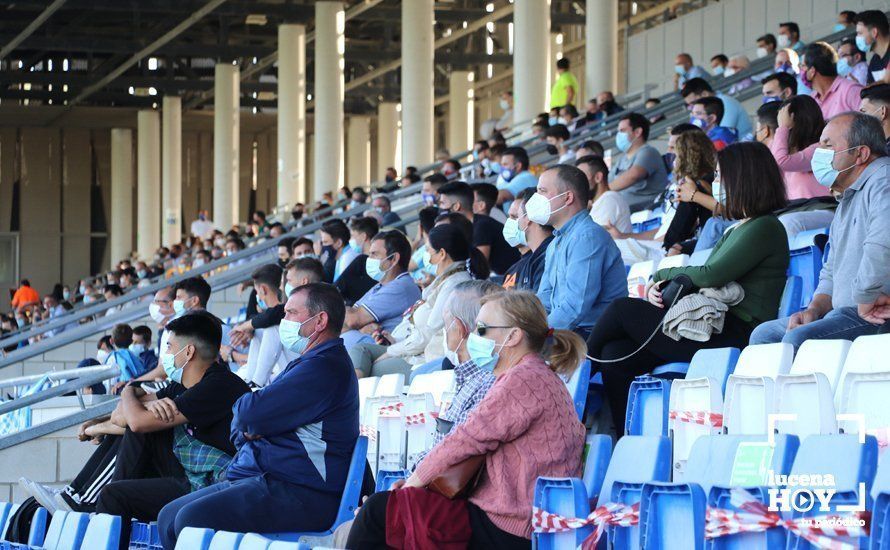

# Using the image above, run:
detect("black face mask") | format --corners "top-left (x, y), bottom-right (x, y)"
top-left (277, 258), bottom-right (288, 269)
top-left (385, 176), bottom-right (395, 183)
top-left (292, 210), bottom-right (304, 221)
top-left (546, 144), bottom-right (559, 156)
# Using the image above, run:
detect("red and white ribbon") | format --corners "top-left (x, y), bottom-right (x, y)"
top-left (531, 502), bottom-right (639, 549)
top-left (359, 424), bottom-right (376, 442)
top-left (669, 409), bottom-right (724, 428)
top-left (404, 411), bottom-right (438, 425)
top-left (705, 488), bottom-right (869, 549)
top-left (378, 402), bottom-right (404, 418)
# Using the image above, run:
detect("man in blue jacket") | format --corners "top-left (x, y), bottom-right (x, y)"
top-left (157, 283), bottom-right (359, 549)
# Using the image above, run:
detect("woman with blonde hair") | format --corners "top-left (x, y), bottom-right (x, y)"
top-left (611, 125), bottom-right (718, 261)
top-left (348, 291), bottom-right (586, 549)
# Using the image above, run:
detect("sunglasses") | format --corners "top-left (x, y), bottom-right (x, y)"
top-left (475, 323), bottom-right (513, 337)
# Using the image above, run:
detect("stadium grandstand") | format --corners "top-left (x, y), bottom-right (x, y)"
top-left (0, 0), bottom-right (889, 548)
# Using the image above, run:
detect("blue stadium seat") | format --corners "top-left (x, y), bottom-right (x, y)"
top-left (566, 360), bottom-right (591, 421)
top-left (788, 246), bottom-right (823, 312)
top-left (262, 436), bottom-right (368, 543)
top-left (239, 533), bottom-right (272, 549)
top-left (174, 527), bottom-right (214, 550)
top-left (375, 470), bottom-right (409, 493)
top-left (639, 482), bottom-right (708, 549)
top-left (778, 275), bottom-right (803, 318)
top-left (870, 451), bottom-right (890, 550)
top-left (789, 227), bottom-right (829, 250)
top-left (625, 376), bottom-right (671, 436)
top-left (27, 507), bottom-right (47, 547)
top-left (209, 531), bottom-right (245, 550)
top-left (632, 218), bottom-right (662, 233)
top-left (78, 514), bottom-right (121, 550)
top-left (55, 511), bottom-right (90, 550)
top-left (604, 436), bottom-right (672, 550)
top-left (533, 434), bottom-right (612, 550)
top-left (651, 363), bottom-right (690, 378)
top-left (129, 520), bottom-right (162, 549)
top-left (40, 510), bottom-right (68, 550)
top-left (587, 371), bottom-right (605, 417)
top-left (0, 504), bottom-right (18, 541)
top-left (785, 434), bottom-right (877, 550)
top-left (690, 248), bottom-right (712, 267)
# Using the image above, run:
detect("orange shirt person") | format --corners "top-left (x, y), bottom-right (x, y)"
top-left (11, 279), bottom-right (39, 312)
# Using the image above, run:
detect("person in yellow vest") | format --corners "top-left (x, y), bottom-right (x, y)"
top-left (550, 58), bottom-right (579, 110)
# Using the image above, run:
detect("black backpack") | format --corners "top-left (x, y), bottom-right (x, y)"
top-left (3, 497), bottom-right (47, 544)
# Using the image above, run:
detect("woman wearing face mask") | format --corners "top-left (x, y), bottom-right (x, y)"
top-left (769, 96), bottom-right (833, 200)
top-left (587, 142), bottom-right (789, 432)
top-left (348, 291), bottom-right (586, 549)
top-left (349, 224), bottom-right (489, 379)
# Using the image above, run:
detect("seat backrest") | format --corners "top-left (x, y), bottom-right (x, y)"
top-left (789, 339), bottom-right (851, 388)
top-left (332, 436), bottom-right (370, 527)
top-left (778, 275), bottom-right (803, 318)
top-left (582, 434), bottom-right (613, 502)
top-left (209, 531), bottom-right (246, 550)
top-left (657, 254), bottom-right (690, 271)
top-left (600, 436), bottom-right (671, 505)
top-left (79, 514), bottom-right (122, 550)
top-left (40, 510), bottom-right (67, 550)
top-left (407, 370), bottom-right (455, 403)
top-left (627, 260), bottom-right (656, 298)
top-left (732, 343), bottom-right (794, 378)
top-left (839, 334), bottom-right (890, 375)
top-left (684, 347), bottom-right (740, 394)
top-left (791, 434), bottom-right (878, 496)
top-left (689, 248), bottom-right (712, 266)
top-left (564, 360), bottom-right (591, 421)
top-left (374, 373), bottom-right (405, 397)
top-left (683, 434), bottom-right (799, 494)
top-left (55, 511), bottom-right (90, 550)
top-left (788, 245), bottom-right (823, 309)
top-left (790, 227), bottom-right (829, 250)
top-left (174, 527), bottom-right (215, 550)
top-left (238, 533), bottom-right (272, 550)
top-left (872, 449), bottom-right (890, 501)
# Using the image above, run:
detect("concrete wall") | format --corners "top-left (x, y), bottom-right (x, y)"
top-left (626, 0), bottom-right (888, 96)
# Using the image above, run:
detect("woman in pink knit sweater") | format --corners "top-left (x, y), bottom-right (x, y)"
top-left (347, 291), bottom-right (587, 549)
top-left (768, 97), bottom-right (832, 199)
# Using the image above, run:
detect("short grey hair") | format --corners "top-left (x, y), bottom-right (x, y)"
top-left (833, 111), bottom-right (887, 158)
top-left (446, 280), bottom-right (504, 330)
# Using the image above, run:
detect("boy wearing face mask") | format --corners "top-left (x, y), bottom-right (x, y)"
top-left (610, 113), bottom-right (670, 212)
top-left (501, 187), bottom-right (554, 292)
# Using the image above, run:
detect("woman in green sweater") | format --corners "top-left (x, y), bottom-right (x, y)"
top-left (587, 141), bottom-right (789, 432)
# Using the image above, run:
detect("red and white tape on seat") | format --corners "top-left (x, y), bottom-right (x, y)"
top-left (669, 409), bottom-right (724, 428)
top-left (404, 411), bottom-right (438, 425)
top-left (531, 502), bottom-right (639, 549)
top-left (705, 488), bottom-right (869, 550)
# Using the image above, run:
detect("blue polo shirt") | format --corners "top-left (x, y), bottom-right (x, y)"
top-left (355, 272), bottom-right (421, 332)
top-left (228, 338), bottom-right (359, 496)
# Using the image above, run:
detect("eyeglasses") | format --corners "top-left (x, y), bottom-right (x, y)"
top-left (475, 323), bottom-right (513, 337)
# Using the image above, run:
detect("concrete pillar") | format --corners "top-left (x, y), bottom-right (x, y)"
top-left (136, 111), bottom-right (160, 260)
top-left (277, 23), bottom-right (307, 206)
top-left (161, 96), bottom-right (182, 247)
top-left (377, 102), bottom-right (399, 179)
top-left (513, 0), bottom-right (550, 120)
top-left (214, 63), bottom-right (240, 230)
top-left (401, 0), bottom-right (434, 168)
top-left (110, 128), bottom-right (133, 266)
top-left (447, 71), bottom-right (474, 156)
top-left (585, 0), bottom-right (617, 101)
top-left (313, 1), bottom-right (345, 200)
top-left (346, 116), bottom-right (371, 189)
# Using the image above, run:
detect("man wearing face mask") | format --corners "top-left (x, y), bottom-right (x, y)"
top-left (495, 146), bottom-right (537, 210)
top-left (132, 325), bottom-right (159, 374)
top-left (756, 34), bottom-right (777, 59)
top-left (544, 124), bottom-right (576, 164)
top-left (502, 188), bottom-right (554, 292)
top-left (533, 165), bottom-right (626, 338)
top-left (860, 84), bottom-right (890, 155)
top-left (855, 10), bottom-right (890, 84)
top-left (440, 159), bottom-right (461, 181)
top-left (710, 54), bottom-right (729, 76)
top-left (610, 113), bottom-right (670, 212)
top-left (371, 194), bottom-right (401, 226)
top-left (319, 219), bottom-right (359, 284)
top-left (750, 112), bottom-right (890, 349)
top-left (341, 231), bottom-right (421, 349)
top-left (239, 264), bottom-right (286, 387)
top-left (421, 173), bottom-right (447, 206)
top-left (577, 155), bottom-right (632, 235)
top-left (158, 284), bottom-right (357, 548)
top-left (837, 38), bottom-right (870, 86)
top-left (801, 42), bottom-right (863, 120)
top-left (495, 91), bottom-right (514, 132)
top-left (673, 53), bottom-right (707, 91)
top-left (334, 217), bottom-right (379, 305)
top-left (681, 78), bottom-right (754, 141)
top-left (778, 22), bottom-right (806, 54)
top-left (690, 97), bottom-right (738, 151)
top-left (761, 72), bottom-right (798, 104)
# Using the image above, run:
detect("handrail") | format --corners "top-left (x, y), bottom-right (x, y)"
top-left (0, 399), bottom-right (118, 451)
top-left (0, 366), bottom-right (119, 416)
top-left (0, 365), bottom-right (117, 391)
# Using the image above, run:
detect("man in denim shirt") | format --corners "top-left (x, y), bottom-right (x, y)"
top-left (532, 165), bottom-right (627, 339)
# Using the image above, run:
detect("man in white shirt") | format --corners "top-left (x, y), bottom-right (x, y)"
top-left (189, 210), bottom-right (214, 239)
top-left (576, 155), bottom-right (632, 234)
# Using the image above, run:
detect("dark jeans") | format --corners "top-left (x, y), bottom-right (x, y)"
top-left (586, 297), bottom-right (753, 433)
top-left (158, 475), bottom-right (340, 550)
top-left (346, 491), bottom-right (530, 550)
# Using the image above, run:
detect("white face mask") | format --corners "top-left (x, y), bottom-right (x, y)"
top-left (777, 34), bottom-right (791, 48)
top-left (525, 191), bottom-right (570, 226)
top-left (442, 319), bottom-right (463, 366)
top-left (756, 47), bottom-right (768, 59)
top-left (97, 349), bottom-right (110, 364)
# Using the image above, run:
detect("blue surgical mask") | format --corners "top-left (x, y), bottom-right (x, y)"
top-left (500, 168), bottom-right (514, 182)
top-left (161, 346), bottom-right (189, 383)
top-left (855, 35), bottom-right (870, 53)
top-left (129, 343), bottom-right (146, 355)
top-left (472, 150), bottom-right (479, 160)
top-left (466, 332), bottom-right (507, 372)
top-left (674, 64), bottom-right (686, 76)
top-left (502, 217), bottom-right (527, 248)
top-left (137, 270), bottom-right (148, 279)
top-left (548, 116), bottom-right (558, 126)
top-left (690, 116), bottom-right (708, 129)
top-left (762, 95), bottom-right (782, 104)
top-left (257, 297), bottom-right (268, 311)
top-left (421, 193), bottom-right (437, 205)
top-left (284, 282), bottom-right (296, 297)
top-left (713, 65), bottom-right (725, 76)
top-left (711, 176), bottom-right (726, 204)
top-left (296, 253), bottom-right (319, 261)
top-left (279, 313), bottom-right (320, 355)
top-left (365, 254), bottom-right (394, 281)
top-left (615, 131), bottom-right (634, 153)
top-left (172, 299), bottom-right (186, 316)
top-left (833, 23), bottom-right (846, 33)
top-left (836, 58), bottom-right (853, 76)
top-left (62, 290), bottom-right (71, 301)
top-left (488, 161), bottom-right (502, 175)
top-left (810, 146), bottom-right (859, 187)
top-left (421, 247), bottom-right (433, 269)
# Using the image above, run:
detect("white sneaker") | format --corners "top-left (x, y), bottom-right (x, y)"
top-left (18, 478), bottom-right (58, 514)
